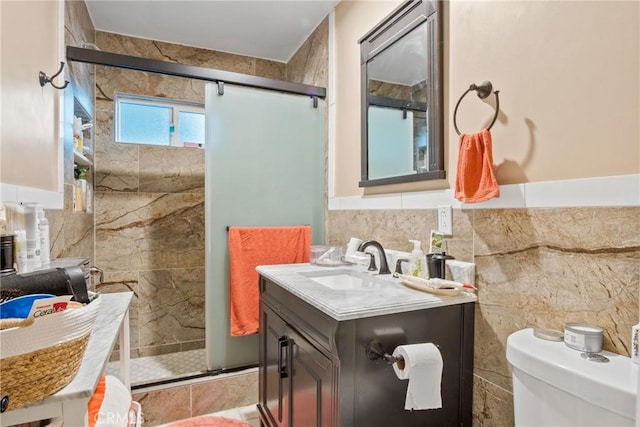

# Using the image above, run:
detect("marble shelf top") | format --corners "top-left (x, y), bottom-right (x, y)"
top-left (257, 264), bottom-right (476, 321)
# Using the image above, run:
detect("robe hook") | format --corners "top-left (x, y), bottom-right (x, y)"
top-left (39, 62), bottom-right (69, 90)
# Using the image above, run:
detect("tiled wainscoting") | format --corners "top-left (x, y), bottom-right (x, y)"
top-left (131, 368), bottom-right (258, 427)
top-left (327, 205), bottom-right (640, 426)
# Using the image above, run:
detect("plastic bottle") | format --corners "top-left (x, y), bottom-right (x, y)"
top-left (37, 208), bottom-right (50, 267)
top-left (73, 116), bottom-right (83, 152)
top-left (14, 229), bottom-right (28, 273)
top-left (408, 239), bottom-right (425, 277)
top-left (75, 168), bottom-right (87, 213)
top-left (24, 203), bottom-right (41, 270)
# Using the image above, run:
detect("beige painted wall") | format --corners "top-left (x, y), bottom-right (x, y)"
top-left (334, 0), bottom-right (640, 197)
top-left (1, 0), bottom-right (61, 191)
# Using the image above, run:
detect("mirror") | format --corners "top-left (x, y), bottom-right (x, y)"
top-left (359, 0), bottom-right (444, 187)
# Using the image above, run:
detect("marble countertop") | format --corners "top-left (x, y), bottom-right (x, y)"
top-left (257, 264), bottom-right (476, 321)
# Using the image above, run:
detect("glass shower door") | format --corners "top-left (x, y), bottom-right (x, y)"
top-left (204, 83), bottom-right (325, 370)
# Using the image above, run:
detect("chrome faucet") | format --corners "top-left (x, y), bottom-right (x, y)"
top-left (357, 240), bottom-right (391, 274)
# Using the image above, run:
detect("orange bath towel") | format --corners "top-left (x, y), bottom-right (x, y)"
top-left (454, 129), bottom-right (500, 203)
top-left (228, 225), bottom-right (311, 336)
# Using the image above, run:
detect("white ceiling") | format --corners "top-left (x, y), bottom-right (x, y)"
top-left (85, 0), bottom-right (340, 63)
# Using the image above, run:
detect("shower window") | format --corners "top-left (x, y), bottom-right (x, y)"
top-left (115, 93), bottom-right (205, 147)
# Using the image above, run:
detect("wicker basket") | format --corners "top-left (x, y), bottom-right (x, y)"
top-left (0, 296), bottom-right (101, 412)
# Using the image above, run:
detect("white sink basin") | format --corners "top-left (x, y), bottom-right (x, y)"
top-left (300, 269), bottom-right (393, 290)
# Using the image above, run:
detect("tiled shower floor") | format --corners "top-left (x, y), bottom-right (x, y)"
top-left (106, 348), bottom-right (207, 386)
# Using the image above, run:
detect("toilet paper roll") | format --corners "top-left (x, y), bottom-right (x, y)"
top-left (392, 343), bottom-right (443, 410)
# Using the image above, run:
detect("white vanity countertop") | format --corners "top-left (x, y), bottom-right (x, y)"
top-left (257, 264), bottom-right (476, 321)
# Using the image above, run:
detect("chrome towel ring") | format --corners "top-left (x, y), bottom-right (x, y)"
top-left (453, 81), bottom-right (500, 136)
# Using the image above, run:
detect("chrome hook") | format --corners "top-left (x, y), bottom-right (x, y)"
top-left (39, 61), bottom-right (69, 90)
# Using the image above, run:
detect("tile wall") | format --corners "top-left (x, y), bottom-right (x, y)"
top-left (93, 32), bottom-right (288, 358)
top-left (88, 18), bottom-right (328, 424)
top-left (286, 17), bottom-right (328, 86)
top-left (132, 369), bottom-right (258, 427)
top-left (327, 206), bottom-right (640, 426)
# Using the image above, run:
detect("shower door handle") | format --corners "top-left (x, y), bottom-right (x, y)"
top-left (278, 336), bottom-right (289, 379)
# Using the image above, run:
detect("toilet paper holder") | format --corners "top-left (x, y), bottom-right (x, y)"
top-left (366, 339), bottom-right (405, 369)
top-left (366, 339), bottom-right (441, 370)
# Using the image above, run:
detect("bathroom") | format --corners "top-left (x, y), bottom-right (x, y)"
top-left (1, 0), bottom-right (638, 426)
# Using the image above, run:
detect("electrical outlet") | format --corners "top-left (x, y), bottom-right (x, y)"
top-left (438, 205), bottom-right (453, 235)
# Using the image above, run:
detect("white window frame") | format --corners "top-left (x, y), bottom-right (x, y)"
top-left (114, 93), bottom-right (205, 147)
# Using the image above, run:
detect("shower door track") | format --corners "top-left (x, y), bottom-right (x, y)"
top-left (66, 46), bottom-right (326, 98)
top-left (130, 363), bottom-right (259, 391)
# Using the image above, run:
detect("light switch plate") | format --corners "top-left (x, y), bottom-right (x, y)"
top-left (438, 205), bottom-right (453, 235)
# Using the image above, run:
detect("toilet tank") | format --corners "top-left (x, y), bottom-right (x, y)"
top-left (506, 328), bottom-right (637, 426)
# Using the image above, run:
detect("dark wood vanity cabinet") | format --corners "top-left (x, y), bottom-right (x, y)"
top-left (260, 305), bottom-right (334, 427)
top-left (258, 275), bottom-right (474, 427)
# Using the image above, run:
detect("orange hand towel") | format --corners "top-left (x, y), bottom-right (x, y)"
top-left (454, 129), bottom-right (500, 203)
top-left (228, 225), bottom-right (311, 336)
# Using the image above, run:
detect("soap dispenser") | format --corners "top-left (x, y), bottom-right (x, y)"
top-left (408, 240), bottom-right (425, 277)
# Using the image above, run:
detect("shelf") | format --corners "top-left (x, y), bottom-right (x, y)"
top-left (73, 150), bottom-right (93, 167)
top-left (73, 97), bottom-right (92, 122)
top-left (0, 293), bottom-right (132, 427)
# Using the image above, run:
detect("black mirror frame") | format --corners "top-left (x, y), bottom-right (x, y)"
top-left (358, 0), bottom-right (445, 188)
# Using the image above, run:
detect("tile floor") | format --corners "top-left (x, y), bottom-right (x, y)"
top-left (105, 348), bottom-right (206, 386)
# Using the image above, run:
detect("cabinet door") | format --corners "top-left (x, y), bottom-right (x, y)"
top-left (1, 0), bottom-right (64, 196)
top-left (260, 306), bottom-right (290, 427)
top-left (288, 327), bottom-right (334, 427)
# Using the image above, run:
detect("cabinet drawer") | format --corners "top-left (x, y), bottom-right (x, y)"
top-left (261, 277), bottom-right (338, 357)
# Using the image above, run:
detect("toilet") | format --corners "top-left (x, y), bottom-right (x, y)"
top-left (506, 328), bottom-right (637, 426)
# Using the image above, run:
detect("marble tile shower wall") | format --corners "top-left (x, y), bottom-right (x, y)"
top-left (327, 206), bottom-right (639, 426)
top-left (93, 32), bottom-right (287, 358)
top-left (286, 17), bottom-right (328, 86)
top-left (45, 0), bottom-right (95, 263)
